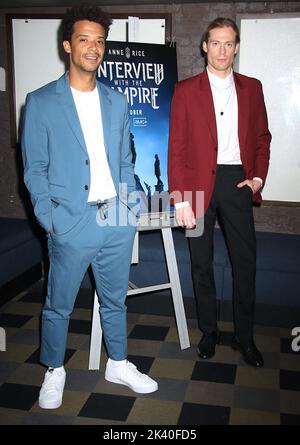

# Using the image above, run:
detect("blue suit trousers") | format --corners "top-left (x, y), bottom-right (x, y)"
top-left (40, 199), bottom-right (136, 368)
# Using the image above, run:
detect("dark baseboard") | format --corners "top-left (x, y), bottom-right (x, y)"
top-left (126, 291), bottom-right (300, 329)
top-left (219, 299), bottom-right (300, 329)
top-left (0, 264), bottom-right (42, 308)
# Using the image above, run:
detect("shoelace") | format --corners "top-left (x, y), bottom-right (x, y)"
top-left (125, 361), bottom-right (146, 378)
top-left (42, 369), bottom-right (63, 392)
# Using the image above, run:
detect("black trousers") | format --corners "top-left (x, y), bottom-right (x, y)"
top-left (188, 165), bottom-right (256, 345)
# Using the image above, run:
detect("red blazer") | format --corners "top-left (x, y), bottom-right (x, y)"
top-left (168, 70), bottom-right (271, 217)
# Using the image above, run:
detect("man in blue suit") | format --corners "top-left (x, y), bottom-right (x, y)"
top-left (21, 4), bottom-right (158, 410)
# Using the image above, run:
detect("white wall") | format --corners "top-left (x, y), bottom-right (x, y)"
top-left (12, 17), bottom-right (165, 138)
top-left (238, 14), bottom-right (300, 202)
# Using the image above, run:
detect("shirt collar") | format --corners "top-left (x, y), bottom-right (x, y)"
top-left (207, 67), bottom-right (233, 90)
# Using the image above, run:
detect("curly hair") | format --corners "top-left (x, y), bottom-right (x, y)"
top-left (62, 3), bottom-right (112, 42)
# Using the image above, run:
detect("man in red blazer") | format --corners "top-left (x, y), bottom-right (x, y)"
top-left (168, 18), bottom-right (271, 367)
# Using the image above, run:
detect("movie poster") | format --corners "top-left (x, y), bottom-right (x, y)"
top-left (98, 41), bottom-right (178, 213)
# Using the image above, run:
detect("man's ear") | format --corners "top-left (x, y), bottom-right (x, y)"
top-left (234, 43), bottom-right (240, 55)
top-left (202, 41), bottom-right (208, 54)
top-left (63, 40), bottom-right (71, 54)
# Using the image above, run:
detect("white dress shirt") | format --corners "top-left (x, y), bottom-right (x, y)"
top-left (207, 68), bottom-right (241, 165)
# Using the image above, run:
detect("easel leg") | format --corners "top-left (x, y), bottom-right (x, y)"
top-left (88, 291), bottom-right (102, 370)
top-left (161, 227), bottom-right (190, 349)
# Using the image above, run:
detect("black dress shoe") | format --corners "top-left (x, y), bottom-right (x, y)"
top-left (231, 337), bottom-right (264, 368)
top-left (197, 331), bottom-right (221, 360)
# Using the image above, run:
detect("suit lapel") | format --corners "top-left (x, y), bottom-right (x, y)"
top-left (97, 81), bottom-right (111, 157)
top-left (56, 73), bottom-right (87, 154)
top-left (234, 72), bottom-right (249, 150)
top-left (198, 71), bottom-right (218, 145)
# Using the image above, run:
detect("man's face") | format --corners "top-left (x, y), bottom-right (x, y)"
top-left (202, 26), bottom-right (239, 77)
top-left (63, 20), bottom-right (106, 74)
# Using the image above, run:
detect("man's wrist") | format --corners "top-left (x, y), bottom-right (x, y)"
top-left (253, 177), bottom-right (263, 187)
top-left (175, 201), bottom-right (190, 209)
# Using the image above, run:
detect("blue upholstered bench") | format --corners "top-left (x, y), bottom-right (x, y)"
top-left (0, 218), bottom-right (43, 293)
top-left (127, 228), bottom-right (300, 308)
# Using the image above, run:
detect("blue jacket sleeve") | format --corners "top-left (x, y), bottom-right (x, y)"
top-left (21, 93), bottom-right (52, 232)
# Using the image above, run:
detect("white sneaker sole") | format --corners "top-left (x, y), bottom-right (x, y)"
top-left (105, 375), bottom-right (158, 394)
top-left (39, 397), bottom-right (63, 409)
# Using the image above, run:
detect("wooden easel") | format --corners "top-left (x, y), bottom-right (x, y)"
top-left (88, 211), bottom-right (190, 370)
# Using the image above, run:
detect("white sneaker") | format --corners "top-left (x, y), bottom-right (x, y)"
top-left (38, 366), bottom-right (66, 409)
top-left (105, 359), bottom-right (158, 394)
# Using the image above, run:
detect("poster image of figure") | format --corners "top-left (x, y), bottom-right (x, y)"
top-left (98, 41), bottom-right (178, 212)
top-left (154, 154), bottom-right (164, 189)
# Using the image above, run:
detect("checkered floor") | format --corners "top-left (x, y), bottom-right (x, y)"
top-left (0, 280), bottom-right (300, 425)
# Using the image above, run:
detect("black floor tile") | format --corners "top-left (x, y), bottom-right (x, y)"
top-left (280, 413), bottom-right (300, 425)
top-left (178, 402), bottom-right (230, 425)
top-left (280, 370), bottom-right (300, 391)
top-left (0, 383), bottom-right (40, 410)
top-left (0, 313), bottom-right (32, 328)
top-left (69, 319), bottom-right (91, 335)
top-left (219, 331), bottom-right (233, 346)
top-left (25, 347), bottom-right (76, 365)
top-left (127, 355), bottom-right (155, 374)
top-left (191, 361), bottom-right (237, 384)
top-left (74, 288), bottom-right (94, 309)
top-left (78, 393), bottom-right (136, 421)
top-left (280, 338), bottom-right (299, 354)
top-left (25, 348), bottom-right (41, 364)
top-left (128, 324), bottom-right (169, 341)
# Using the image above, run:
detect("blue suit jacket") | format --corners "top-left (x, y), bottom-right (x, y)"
top-left (21, 73), bottom-right (135, 234)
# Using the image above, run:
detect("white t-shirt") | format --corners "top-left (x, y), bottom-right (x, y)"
top-left (71, 86), bottom-right (117, 202)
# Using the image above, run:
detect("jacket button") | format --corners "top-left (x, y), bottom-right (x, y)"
top-left (84, 185), bottom-right (88, 190)
top-left (85, 160), bottom-right (89, 165)
top-left (215, 146), bottom-right (218, 151)
top-left (212, 170), bottom-right (215, 175)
